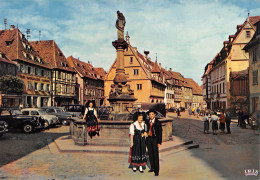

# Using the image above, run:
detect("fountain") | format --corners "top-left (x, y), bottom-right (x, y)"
top-left (69, 11), bottom-right (173, 147)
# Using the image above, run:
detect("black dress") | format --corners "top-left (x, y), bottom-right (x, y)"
top-left (85, 108), bottom-right (100, 138)
top-left (129, 124), bottom-right (147, 169)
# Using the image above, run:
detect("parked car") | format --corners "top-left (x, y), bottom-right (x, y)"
top-left (62, 105), bottom-right (85, 116)
top-left (21, 108), bottom-right (59, 128)
top-left (180, 107), bottom-right (186, 112)
top-left (41, 107), bottom-right (73, 125)
top-left (167, 107), bottom-right (177, 112)
top-left (0, 108), bottom-right (42, 133)
top-left (0, 121), bottom-right (8, 137)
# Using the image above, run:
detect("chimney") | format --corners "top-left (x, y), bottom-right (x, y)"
top-left (159, 63), bottom-right (161, 69)
top-left (165, 67), bottom-right (167, 70)
top-left (144, 51), bottom-right (150, 59)
top-left (10, 25), bottom-right (15, 31)
top-left (169, 68), bottom-right (172, 71)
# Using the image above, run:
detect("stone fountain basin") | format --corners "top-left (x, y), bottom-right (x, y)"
top-left (70, 118), bottom-right (173, 146)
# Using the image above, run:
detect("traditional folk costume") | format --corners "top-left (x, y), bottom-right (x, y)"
top-left (145, 109), bottom-right (162, 176)
top-left (84, 107), bottom-right (100, 138)
top-left (203, 115), bottom-right (210, 133)
top-left (211, 115), bottom-right (219, 131)
top-left (128, 121), bottom-right (147, 171)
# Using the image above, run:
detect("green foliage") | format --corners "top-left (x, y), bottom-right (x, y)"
top-left (0, 75), bottom-right (24, 94)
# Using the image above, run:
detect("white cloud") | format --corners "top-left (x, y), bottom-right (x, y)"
top-left (1, 0), bottom-right (258, 85)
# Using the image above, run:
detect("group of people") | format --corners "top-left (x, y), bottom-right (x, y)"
top-left (203, 110), bottom-right (232, 135)
top-left (128, 109), bottom-right (162, 176)
top-left (82, 101), bottom-right (162, 176)
top-left (188, 107), bottom-right (201, 118)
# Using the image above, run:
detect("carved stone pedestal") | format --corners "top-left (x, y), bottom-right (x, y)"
top-left (71, 120), bottom-right (88, 146)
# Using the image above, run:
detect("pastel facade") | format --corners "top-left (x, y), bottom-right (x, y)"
top-left (0, 26), bottom-right (52, 107)
top-left (67, 56), bottom-right (106, 106)
top-left (30, 40), bottom-right (77, 106)
top-left (244, 20), bottom-right (260, 113)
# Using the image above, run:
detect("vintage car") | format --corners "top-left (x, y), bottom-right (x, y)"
top-left (167, 107), bottom-right (177, 113)
top-left (41, 107), bottom-right (73, 125)
top-left (0, 121), bottom-right (8, 137)
top-left (21, 108), bottom-right (59, 128)
top-left (62, 105), bottom-right (85, 116)
top-left (0, 108), bottom-right (42, 133)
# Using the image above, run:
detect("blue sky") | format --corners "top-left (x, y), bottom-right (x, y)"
top-left (0, 0), bottom-right (260, 84)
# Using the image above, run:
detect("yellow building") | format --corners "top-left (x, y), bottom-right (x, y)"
top-left (244, 19), bottom-right (260, 113)
top-left (105, 34), bottom-right (166, 105)
top-left (205, 16), bottom-right (260, 111)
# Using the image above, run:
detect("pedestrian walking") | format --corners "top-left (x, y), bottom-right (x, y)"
top-left (83, 100), bottom-right (100, 138)
top-left (129, 112), bottom-right (148, 173)
top-left (225, 110), bottom-right (231, 134)
top-left (192, 108), bottom-right (195, 115)
top-left (188, 108), bottom-right (192, 115)
top-left (196, 108), bottom-right (200, 118)
top-left (241, 113), bottom-right (249, 129)
top-left (203, 113), bottom-right (210, 134)
top-left (219, 110), bottom-right (226, 135)
top-left (145, 109), bottom-right (162, 176)
top-left (177, 108), bottom-right (181, 118)
top-left (211, 112), bottom-right (219, 135)
top-left (237, 110), bottom-right (243, 127)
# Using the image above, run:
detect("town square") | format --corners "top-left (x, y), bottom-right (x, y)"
top-left (0, 0), bottom-right (259, 179)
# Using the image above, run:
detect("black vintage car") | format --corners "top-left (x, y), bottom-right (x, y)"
top-left (62, 105), bottom-right (85, 116)
top-left (0, 108), bottom-right (43, 133)
top-left (0, 121), bottom-right (8, 137)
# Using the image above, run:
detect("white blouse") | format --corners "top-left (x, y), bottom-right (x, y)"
top-left (84, 107), bottom-right (98, 118)
top-left (129, 121), bottom-right (146, 136)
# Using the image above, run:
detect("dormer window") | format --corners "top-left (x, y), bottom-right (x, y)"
top-left (82, 65), bottom-right (85, 69)
top-left (5, 40), bottom-right (13, 46)
top-left (22, 42), bottom-right (26, 48)
top-left (246, 31), bottom-right (251, 38)
top-left (30, 55), bottom-right (34, 61)
top-left (22, 51), bottom-right (27, 58)
top-left (77, 63), bottom-right (80, 67)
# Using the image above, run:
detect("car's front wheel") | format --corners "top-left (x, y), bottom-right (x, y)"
top-left (44, 121), bottom-right (49, 129)
top-left (62, 120), bottom-right (69, 126)
top-left (23, 124), bottom-right (34, 133)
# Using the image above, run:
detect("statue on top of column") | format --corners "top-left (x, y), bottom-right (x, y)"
top-left (115, 11), bottom-right (126, 40)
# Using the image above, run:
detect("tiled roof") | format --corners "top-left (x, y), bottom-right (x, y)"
top-left (0, 52), bottom-right (16, 65)
top-left (168, 70), bottom-right (184, 81)
top-left (0, 57), bottom-right (16, 65)
top-left (94, 68), bottom-right (107, 78)
top-left (0, 28), bottom-right (50, 69)
top-left (151, 61), bottom-right (161, 73)
top-left (67, 56), bottom-right (104, 80)
top-left (185, 78), bottom-right (202, 95)
top-left (248, 16), bottom-right (260, 26)
top-left (30, 40), bottom-right (74, 72)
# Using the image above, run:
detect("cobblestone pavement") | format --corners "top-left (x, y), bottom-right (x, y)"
top-left (0, 113), bottom-right (259, 179)
top-left (168, 112), bottom-right (259, 145)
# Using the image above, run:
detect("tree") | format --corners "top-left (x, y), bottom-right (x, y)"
top-left (0, 75), bottom-right (24, 94)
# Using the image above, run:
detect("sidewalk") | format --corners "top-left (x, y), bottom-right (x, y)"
top-left (53, 135), bottom-right (195, 154)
